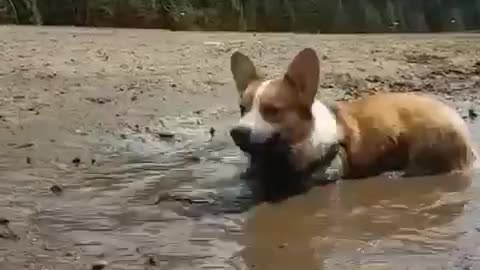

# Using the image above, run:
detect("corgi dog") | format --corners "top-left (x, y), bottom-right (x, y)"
top-left (229, 48), bottom-right (478, 181)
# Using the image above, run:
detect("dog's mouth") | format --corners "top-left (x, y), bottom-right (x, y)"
top-left (239, 134), bottom-right (298, 177)
top-left (237, 135), bottom-right (310, 202)
top-left (237, 133), bottom-right (287, 154)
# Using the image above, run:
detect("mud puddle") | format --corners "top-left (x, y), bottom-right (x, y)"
top-left (0, 109), bottom-right (479, 270)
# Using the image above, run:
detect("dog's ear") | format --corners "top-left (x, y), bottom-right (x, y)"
top-left (230, 51), bottom-right (260, 95)
top-left (283, 48), bottom-right (320, 106)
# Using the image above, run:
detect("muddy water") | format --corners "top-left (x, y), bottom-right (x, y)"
top-left (1, 112), bottom-right (479, 270)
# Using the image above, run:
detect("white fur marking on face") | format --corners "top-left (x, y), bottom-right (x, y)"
top-left (238, 80), bottom-right (275, 143)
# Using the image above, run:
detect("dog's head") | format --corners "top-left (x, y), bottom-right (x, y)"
top-left (229, 48), bottom-right (320, 159)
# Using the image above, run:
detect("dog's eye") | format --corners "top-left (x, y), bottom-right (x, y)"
top-left (262, 105), bottom-right (280, 118)
top-left (239, 105), bottom-right (246, 116)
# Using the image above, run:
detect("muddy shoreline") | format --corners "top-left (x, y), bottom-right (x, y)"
top-left (1, 26), bottom-right (480, 269)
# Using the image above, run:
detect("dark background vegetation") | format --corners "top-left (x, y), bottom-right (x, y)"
top-left (1, 0), bottom-right (480, 33)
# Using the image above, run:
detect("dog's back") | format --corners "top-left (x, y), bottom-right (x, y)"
top-left (334, 92), bottom-right (477, 178)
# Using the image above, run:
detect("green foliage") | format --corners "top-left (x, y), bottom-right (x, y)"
top-left (1, 0), bottom-right (480, 32)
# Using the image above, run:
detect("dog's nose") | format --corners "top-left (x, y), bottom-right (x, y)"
top-left (230, 126), bottom-right (252, 148)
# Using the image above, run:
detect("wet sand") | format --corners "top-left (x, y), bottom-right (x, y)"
top-left (1, 26), bottom-right (480, 269)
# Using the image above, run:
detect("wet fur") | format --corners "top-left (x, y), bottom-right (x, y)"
top-left (230, 48), bottom-right (478, 184)
top-left (334, 92), bottom-right (477, 179)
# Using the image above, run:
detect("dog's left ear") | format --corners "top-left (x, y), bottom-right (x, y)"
top-left (231, 51), bottom-right (260, 95)
top-left (283, 48), bottom-right (320, 106)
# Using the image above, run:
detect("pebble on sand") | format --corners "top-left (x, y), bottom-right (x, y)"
top-left (72, 157), bottom-right (81, 166)
top-left (0, 218), bottom-right (9, 225)
top-left (92, 260), bottom-right (108, 270)
top-left (50, 184), bottom-right (63, 195)
top-left (146, 255), bottom-right (157, 266)
top-left (468, 108), bottom-right (478, 120)
top-left (157, 131), bottom-right (175, 139)
top-left (209, 127), bottom-right (216, 139)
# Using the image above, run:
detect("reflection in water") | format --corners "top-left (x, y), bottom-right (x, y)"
top-left (242, 174), bottom-right (477, 270)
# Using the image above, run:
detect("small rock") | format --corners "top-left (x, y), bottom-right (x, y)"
top-left (157, 132), bottom-right (175, 139)
top-left (209, 127), bottom-right (216, 140)
top-left (50, 184), bottom-right (62, 195)
top-left (26, 157), bottom-right (31, 164)
top-left (91, 159), bottom-right (96, 165)
top-left (15, 143), bottom-right (34, 149)
top-left (366, 75), bottom-right (381, 83)
top-left (72, 157), bottom-right (81, 167)
top-left (120, 134), bottom-right (127, 139)
top-left (0, 219), bottom-right (19, 241)
top-left (92, 260), bottom-right (108, 270)
top-left (146, 255), bottom-right (157, 266)
top-left (85, 97), bottom-right (112, 104)
top-left (278, 243), bottom-right (288, 249)
top-left (468, 108), bottom-right (478, 120)
top-left (131, 95), bottom-right (138, 101)
top-left (75, 129), bottom-right (88, 136)
top-left (185, 155), bottom-right (201, 162)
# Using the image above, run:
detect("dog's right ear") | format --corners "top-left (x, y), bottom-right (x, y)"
top-left (230, 51), bottom-right (259, 95)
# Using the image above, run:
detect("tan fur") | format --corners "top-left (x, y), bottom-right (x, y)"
top-left (241, 79), bottom-right (314, 144)
top-left (230, 48), bottom-right (477, 179)
top-left (232, 49), bottom-right (320, 146)
top-left (335, 92), bottom-right (476, 178)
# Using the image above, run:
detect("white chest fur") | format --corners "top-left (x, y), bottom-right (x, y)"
top-left (292, 100), bottom-right (340, 169)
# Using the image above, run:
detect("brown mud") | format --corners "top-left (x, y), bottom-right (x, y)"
top-left (1, 26), bottom-right (480, 269)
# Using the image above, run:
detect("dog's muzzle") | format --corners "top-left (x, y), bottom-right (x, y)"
top-left (230, 126), bottom-right (252, 151)
top-left (230, 126), bottom-right (283, 154)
